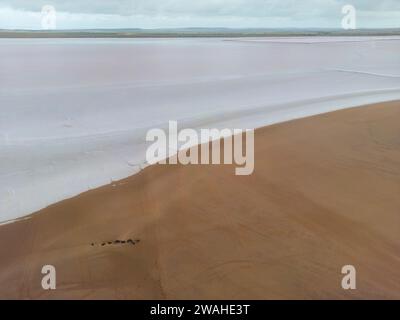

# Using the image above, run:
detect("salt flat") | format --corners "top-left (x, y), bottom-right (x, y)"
top-left (1, 37), bottom-right (400, 222)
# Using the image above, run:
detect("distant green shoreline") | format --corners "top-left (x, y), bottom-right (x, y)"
top-left (1, 28), bottom-right (400, 38)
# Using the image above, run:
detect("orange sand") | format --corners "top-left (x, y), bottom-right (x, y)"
top-left (0, 101), bottom-right (399, 299)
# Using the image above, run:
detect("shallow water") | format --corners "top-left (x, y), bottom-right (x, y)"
top-left (1, 37), bottom-right (400, 221)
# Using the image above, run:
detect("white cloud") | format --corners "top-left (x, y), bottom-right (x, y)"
top-left (0, 0), bottom-right (399, 30)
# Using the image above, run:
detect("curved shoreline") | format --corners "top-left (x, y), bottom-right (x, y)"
top-left (2, 36), bottom-right (400, 222)
top-left (1, 101), bottom-right (399, 299)
top-left (2, 93), bottom-right (400, 223)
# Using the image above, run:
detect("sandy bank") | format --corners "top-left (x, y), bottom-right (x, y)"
top-left (0, 101), bottom-right (399, 299)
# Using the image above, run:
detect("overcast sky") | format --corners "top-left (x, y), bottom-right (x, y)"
top-left (1, 0), bottom-right (400, 30)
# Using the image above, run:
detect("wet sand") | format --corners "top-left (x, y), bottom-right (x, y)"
top-left (1, 101), bottom-right (400, 299)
